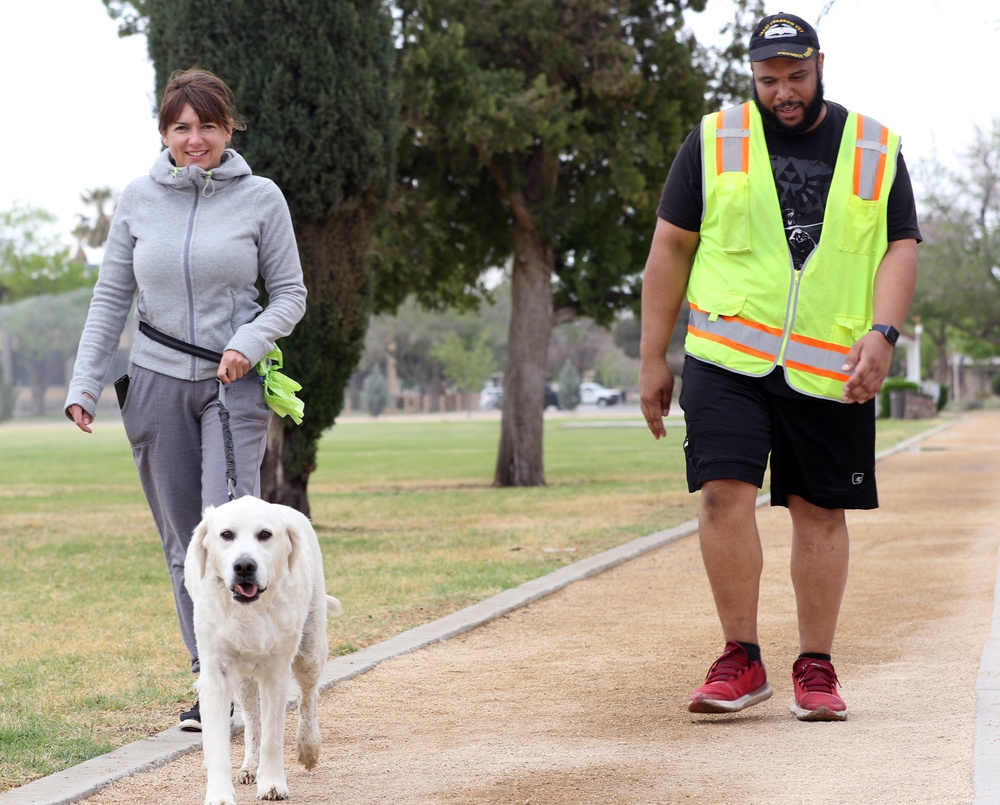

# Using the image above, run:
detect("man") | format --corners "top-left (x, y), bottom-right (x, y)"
top-left (638, 12), bottom-right (920, 721)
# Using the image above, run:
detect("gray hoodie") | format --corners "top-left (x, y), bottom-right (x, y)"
top-left (65, 149), bottom-right (307, 417)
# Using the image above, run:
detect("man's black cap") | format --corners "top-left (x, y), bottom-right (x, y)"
top-left (749, 13), bottom-right (820, 62)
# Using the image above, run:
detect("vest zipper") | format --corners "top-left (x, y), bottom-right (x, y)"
top-left (776, 261), bottom-right (806, 367)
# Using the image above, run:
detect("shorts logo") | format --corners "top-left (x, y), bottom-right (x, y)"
top-left (852, 472), bottom-right (864, 485)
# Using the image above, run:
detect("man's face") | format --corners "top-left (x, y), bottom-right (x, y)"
top-left (751, 54), bottom-right (826, 135)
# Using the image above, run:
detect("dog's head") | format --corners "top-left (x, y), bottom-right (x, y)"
top-left (188, 496), bottom-right (311, 605)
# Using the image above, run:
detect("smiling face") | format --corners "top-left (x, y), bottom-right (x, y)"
top-left (751, 54), bottom-right (826, 135)
top-left (161, 103), bottom-right (231, 170)
top-left (193, 497), bottom-right (298, 605)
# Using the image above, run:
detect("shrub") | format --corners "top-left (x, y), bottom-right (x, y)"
top-left (361, 365), bottom-right (390, 417)
top-left (879, 377), bottom-right (919, 419)
top-left (557, 361), bottom-right (581, 411)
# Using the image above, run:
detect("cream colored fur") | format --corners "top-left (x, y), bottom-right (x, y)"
top-left (184, 496), bottom-right (341, 805)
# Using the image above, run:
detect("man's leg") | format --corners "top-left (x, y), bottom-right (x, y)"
top-left (699, 478), bottom-right (764, 645)
top-left (788, 494), bottom-right (849, 654)
top-left (688, 478), bottom-right (773, 713)
top-left (787, 494), bottom-right (850, 720)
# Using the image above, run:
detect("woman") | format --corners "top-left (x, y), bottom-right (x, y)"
top-left (65, 68), bottom-right (307, 730)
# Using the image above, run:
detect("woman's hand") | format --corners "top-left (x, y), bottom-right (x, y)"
top-left (68, 398), bottom-right (95, 434)
top-left (218, 350), bottom-right (251, 384)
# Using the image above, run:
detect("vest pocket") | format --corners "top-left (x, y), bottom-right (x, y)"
top-left (840, 195), bottom-right (882, 256)
top-left (716, 172), bottom-right (751, 254)
top-left (832, 313), bottom-right (870, 344)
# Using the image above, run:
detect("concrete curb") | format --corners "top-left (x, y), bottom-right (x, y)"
top-left (1, 417), bottom-right (977, 805)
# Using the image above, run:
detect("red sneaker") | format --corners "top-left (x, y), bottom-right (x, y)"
top-left (790, 657), bottom-right (847, 721)
top-left (688, 641), bottom-right (772, 713)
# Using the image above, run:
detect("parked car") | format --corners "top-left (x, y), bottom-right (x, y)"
top-left (479, 385), bottom-right (503, 410)
top-left (579, 381), bottom-right (620, 406)
top-left (481, 384), bottom-right (561, 411)
top-left (544, 383), bottom-right (561, 411)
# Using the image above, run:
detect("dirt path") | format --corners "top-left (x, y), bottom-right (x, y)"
top-left (77, 411), bottom-right (1000, 804)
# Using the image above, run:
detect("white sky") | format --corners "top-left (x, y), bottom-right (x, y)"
top-left (1, 1), bottom-right (997, 255)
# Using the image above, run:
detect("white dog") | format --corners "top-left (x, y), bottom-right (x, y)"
top-left (184, 495), bottom-right (341, 805)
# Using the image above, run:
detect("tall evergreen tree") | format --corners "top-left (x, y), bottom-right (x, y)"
top-left (141, 0), bottom-right (395, 513)
top-left (374, 0), bottom-right (709, 486)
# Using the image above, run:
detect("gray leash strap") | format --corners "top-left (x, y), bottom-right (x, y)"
top-left (216, 380), bottom-right (238, 501)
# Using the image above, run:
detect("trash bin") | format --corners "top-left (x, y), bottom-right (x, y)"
top-left (889, 390), bottom-right (906, 419)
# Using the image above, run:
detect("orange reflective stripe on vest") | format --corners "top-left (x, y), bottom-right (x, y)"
top-left (689, 304), bottom-right (852, 384)
top-left (688, 304), bottom-right (783, 362)
top-left (714, 104), bottom-right (750, 175)
top-left (783, 333), bottom-right (852, 383)
top-left (854, 114), bottom-right (889, 201)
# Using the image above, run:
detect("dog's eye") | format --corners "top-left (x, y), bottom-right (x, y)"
top-left (220, 530), bottom-right (235, 541)
top-left (257, 530), bottom-right (273, 542)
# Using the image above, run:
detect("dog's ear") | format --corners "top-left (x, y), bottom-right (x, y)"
top-left (280, 506), bottom-right (312, 574)
top-left (284, 516), bottom-right (301, 574)
top-left (189, 506), bottom-right (214, 580)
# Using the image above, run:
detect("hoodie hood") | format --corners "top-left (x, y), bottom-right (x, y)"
top-left (150, 148), bottom-right (252, 196)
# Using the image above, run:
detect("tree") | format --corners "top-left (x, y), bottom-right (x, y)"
top-left (910, 121), bottom-right (1000, 382)
top-left (102, 0), bottom-right (148, 36)
top-left (361, 364), bottom-right (390, 417)
top-left (139, 0), bottom-right (396, 514)
top-left (360, 287), bottom-right (511, 410)
top-left (72, 187), bottom-right (117, 265)
top-left (380, 0), bottom-right (710, 487)
top-left (698, 0), bottom-right (766, 110)
top-left (0, 205), bottom-right (93, 302)
top-left (557, 360), bottom-right (582, 411)
top-left (0, 204), bottom-right (99, 417)
top-left (0, 287), bottom-right (93, 416)
top-left (430, 331), bottom-right (497, 411)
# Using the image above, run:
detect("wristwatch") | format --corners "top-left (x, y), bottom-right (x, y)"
top-left (871, 324), bottom-right (900, 346)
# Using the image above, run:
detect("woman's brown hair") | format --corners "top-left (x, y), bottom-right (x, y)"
top-left (157, 69), bottom-right (247, 134)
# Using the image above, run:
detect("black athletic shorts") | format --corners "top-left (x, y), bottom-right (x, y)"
top-left (678, 356), bottom-right (878, 510)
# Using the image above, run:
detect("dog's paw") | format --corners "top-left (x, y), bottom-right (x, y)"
top-left (297, 739), bottom-right (320, 770)
top-left (236, 767), bottom-right (256, 785)
top-left (203, 786), bottom-right (237, 805)
top-left (257, 779), bottom-right (290, 801)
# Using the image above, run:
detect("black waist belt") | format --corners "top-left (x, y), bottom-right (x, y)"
top-left (138, 321), bottom-right (224, 363)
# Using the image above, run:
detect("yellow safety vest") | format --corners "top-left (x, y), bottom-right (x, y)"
top-left (684, 101), bottom-right (900, 400)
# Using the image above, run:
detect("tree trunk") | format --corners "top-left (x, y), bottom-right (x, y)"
top-left (258, 214), bottom-right (373, 516)
top-left (27, 364), bottom-right (45, 416)
top-left (494, 203), bottom-right (553, 487)
top-left (259, 414), bottom-right (311, 516)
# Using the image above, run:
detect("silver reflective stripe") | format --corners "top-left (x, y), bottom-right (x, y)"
top-left (715, 105), bottom-right (749, 174)
top-left (784, 338), bottom-right (850, 379)
top-left (688, 307), bottom-right (782, 359)
top-left (855, 115), bottom-right (887, 201)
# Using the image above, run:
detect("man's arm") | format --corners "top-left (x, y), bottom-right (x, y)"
top-left (840, 238), bottom-right (918, 403)
top-left (639, 218), bottom-right (701, 438)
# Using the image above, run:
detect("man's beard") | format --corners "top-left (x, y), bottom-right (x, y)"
top-left (753, 75), bottom-right (825, 135)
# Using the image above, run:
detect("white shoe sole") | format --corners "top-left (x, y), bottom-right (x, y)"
top-left (688, 683), bottom-right (773, 713)
top-left (790, 701), bottom-right (847, 721)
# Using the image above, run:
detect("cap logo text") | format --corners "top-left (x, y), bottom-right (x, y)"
top-left (763, 22), bottom-right (802, 39)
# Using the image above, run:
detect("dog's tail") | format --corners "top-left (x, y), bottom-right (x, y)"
top-left (326, 595), bottom-right (343, 616)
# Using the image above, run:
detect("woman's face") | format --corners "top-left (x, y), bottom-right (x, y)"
top-left (161, 103), bottom-right (231, 170)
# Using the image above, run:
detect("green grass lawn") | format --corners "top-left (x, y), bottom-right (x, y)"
top-left (0, 411), bottom-right (946, 791)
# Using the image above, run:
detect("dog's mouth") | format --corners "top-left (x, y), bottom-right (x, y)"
top-left (232, 583), bottom-right (264, 603)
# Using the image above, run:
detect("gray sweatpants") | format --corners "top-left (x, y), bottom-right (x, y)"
top-left (121, 366), bottom-right (271, 673)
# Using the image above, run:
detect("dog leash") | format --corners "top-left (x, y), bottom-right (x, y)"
top-left (216, 380), bottom-right (238, 501)
top-left (139, 322), bottom-right (237, 500)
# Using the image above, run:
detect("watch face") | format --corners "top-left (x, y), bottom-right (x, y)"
top-left (874, 324), bottom-right (899, 345)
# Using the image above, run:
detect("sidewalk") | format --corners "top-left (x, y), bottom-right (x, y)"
top-left (5, 411), bottom-right (1000, 804)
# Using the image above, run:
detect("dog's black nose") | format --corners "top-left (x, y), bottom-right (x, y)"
top-left (233, 557), bottom-right (257, 579)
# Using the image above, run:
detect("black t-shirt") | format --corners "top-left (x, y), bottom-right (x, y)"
top-left (657, 101), bottom-right (922, 269)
